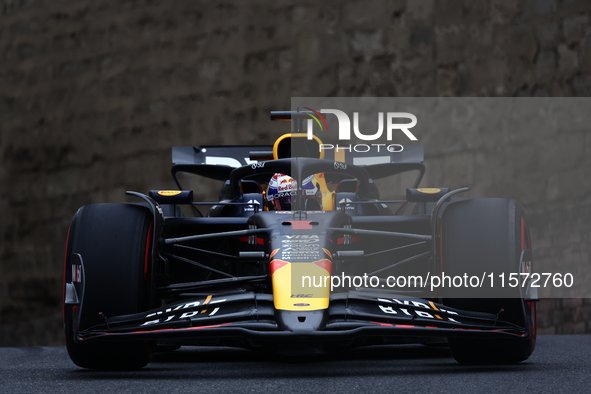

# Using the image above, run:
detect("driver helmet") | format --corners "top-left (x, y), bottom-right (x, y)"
top-left (267, 173), bottom-right (323, 211)
top-left (267, 173), bottom-right (296, 210)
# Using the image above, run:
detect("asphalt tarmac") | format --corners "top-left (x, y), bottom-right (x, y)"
top-left (1, 335), bottom-right (590, 393)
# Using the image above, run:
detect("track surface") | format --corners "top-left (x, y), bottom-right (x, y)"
top-left (1, 335), bottom-right (590, 393)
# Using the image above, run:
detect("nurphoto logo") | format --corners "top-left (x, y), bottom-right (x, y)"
top-left (303, 108), bottom-right (418, 153)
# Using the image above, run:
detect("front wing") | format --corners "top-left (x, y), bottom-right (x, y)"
top-left (74, 291), bottom-right (529, 344)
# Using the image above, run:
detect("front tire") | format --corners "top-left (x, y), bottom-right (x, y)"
top-left (63, 203), bottom-right (155, 369)
top-left (441, 198), bottom-right (536, 364)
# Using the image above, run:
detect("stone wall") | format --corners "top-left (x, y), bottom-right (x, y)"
top-left (1, 0), bottom-right (590, 345)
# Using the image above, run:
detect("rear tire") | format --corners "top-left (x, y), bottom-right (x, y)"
top-left (441, 198), bottom-right (536, 364)
top-left (63, 203), bottom-right (155, 369)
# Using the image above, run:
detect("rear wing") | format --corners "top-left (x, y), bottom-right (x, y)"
top-left (171, 143), bottom-right (424, 182)
top-left (322, 145), bottom-right (424, 180)
top-left (172, 145), bottom-right (271, 181)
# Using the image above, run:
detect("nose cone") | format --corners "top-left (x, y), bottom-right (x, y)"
top-left (277, 310), bottom-right (327, 332)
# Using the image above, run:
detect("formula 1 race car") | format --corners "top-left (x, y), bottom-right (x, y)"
top-left (63, 110), bottom-right (537, 369)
